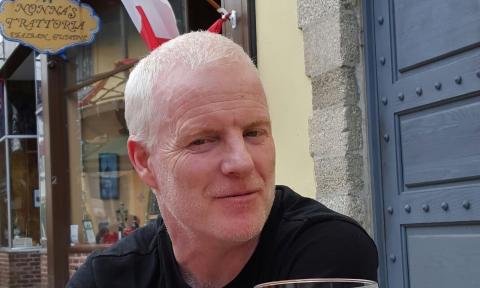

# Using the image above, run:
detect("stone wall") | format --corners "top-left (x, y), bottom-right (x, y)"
top-left (297, 0), bottom-right (373, 234)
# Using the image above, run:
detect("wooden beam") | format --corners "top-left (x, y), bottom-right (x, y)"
top-left (0, 45), bottom-right (31, 79)
top-left (64, 58), bottom-right (138, 94)
top-left (41, 54), bottom-right (71, 288)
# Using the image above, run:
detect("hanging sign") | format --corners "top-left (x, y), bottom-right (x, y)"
top-left (0, 0), bottom-right (100, 54)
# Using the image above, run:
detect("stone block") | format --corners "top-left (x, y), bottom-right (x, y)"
top-left (297, 0), bottom-right (340, 29)
top-left (339, 10), bottom-right (360, 67)
top-left (309, 104), bottom-right (362, 157)
top-left (311, 66), bottom-right (358, 110)
top-left (297, 0), bottom-right (359, 28)
top-left (313, 153), bottom-right (364, 196)
top-left (309, 105), bottom-right (349, 157)
top-left (344, 104), bottom-right (363, 153)
top-left (302, 16), bottom-right (341, 77)
top-left (302, 14), bottom-right (359, 77)
top-left (316, 193), bottom-right (373, 235)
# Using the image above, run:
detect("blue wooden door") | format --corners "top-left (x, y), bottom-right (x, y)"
top-left (366, 1), bottom-right (480, 287)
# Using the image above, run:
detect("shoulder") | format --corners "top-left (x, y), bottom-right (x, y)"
top-left (274, 185), bottom-right (351, 223)
top-left (285, 219), bottom-right (378, 281)
top-left (271, 186), bottom-right (378, 281)
top-left (67, 219), bottom-right (162, 288)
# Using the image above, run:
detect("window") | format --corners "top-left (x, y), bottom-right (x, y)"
top-left (64, 0), bottom-right (256, 246)
top-left (0, 52), bottom-right (40, 249)
top-left (65, 0), bottom-right (151, 245)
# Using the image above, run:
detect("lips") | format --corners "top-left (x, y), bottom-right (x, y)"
top-left (213, 187), bottom-right (261, 199)
top-left (213, 189), bottom-right (262, 210)
top-left (216, 190), bottom-right (257, 199)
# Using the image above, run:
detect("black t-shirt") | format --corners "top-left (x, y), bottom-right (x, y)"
top-left (68, 185), bottom-right (378, 287)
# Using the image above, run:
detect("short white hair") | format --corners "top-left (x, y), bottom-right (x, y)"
top-left (124, 31), bottom-right (256, 150)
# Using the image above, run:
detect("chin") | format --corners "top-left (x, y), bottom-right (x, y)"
top-left (214, 221), bottom-right (264, 243)
top-left (211, 205), bottom-right (272, 243)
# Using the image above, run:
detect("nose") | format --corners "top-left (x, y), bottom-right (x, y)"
top-left (220, 136), bottom-right (255, 177)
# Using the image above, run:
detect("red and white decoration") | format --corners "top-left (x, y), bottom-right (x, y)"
top-left (121, 0), bottom-right (179, 50)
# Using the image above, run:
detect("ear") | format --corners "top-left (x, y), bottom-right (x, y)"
top-left (127, 137), bottom-right (159, 190)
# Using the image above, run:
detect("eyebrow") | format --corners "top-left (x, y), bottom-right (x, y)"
top-left (244, 119), bottom-right (272, 130)
top-left (177, 118), bottom-right (271, 139)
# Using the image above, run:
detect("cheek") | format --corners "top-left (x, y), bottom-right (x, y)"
top-left (148, 151), bottom-right (180, 191)
top-left (172, 153), bottom-right (219, 188)
top-left (251, 141), bottom-right (276, 179)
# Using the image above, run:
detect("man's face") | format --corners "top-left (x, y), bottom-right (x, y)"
top-left (147, 61), bottom-right (276, 243)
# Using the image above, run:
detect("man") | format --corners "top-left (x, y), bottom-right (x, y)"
top-left (69, 31), bottom-right (377, 288)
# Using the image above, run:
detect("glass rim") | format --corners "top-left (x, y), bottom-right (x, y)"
top-left (254, 278), bottom-right (377, 288)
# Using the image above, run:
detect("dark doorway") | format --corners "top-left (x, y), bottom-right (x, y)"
top-left (187, 0), bottom-right (221, 31)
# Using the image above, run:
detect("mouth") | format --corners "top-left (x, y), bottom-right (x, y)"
top-left (215, 190), bottom-right (258, 199)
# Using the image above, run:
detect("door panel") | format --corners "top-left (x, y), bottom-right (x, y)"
top-left (405, 225), bottom-right (480, 288)
top-left (400, 96), bottom-right (480, 187)
top-left (371, 0), bottom-right (480, 287)
top-left (394, 0), bottom-right (480, 72)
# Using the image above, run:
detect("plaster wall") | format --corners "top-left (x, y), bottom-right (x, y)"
top-left (256, 0), bottom-right (316, 199)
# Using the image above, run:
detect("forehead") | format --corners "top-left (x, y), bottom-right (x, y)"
top-left (154, 61), bottom-right (267, 119)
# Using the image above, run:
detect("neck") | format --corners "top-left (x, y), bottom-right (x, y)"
top-left (168, 225), bottom-right (259, 288)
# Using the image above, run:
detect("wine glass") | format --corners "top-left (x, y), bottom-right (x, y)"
top-left (254, 278), bottom-right (378, 288)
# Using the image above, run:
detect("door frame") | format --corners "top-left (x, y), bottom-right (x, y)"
top-left (362, 0), bottom-right (388, 286)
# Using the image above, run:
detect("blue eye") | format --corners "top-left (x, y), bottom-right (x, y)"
top-left (190, 139), bottom-right (206, 146)
top-left (244, 130), bottom-right (260, 137)
top-left (187, 137), bottom-right (218, 152)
